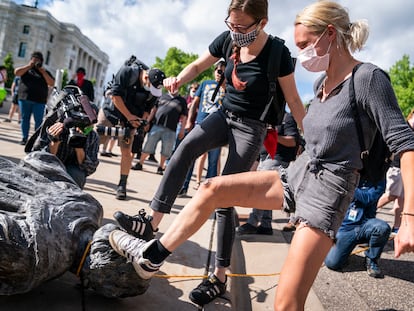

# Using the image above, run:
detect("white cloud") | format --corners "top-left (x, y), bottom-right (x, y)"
top-left (21, 0), bottom-right (414, 101)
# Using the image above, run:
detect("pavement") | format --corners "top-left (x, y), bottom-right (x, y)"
top-left (0, 97), bottom-right (413, 311)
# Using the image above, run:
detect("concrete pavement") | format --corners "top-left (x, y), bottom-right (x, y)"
top-left (0, 98), bottom-right (413, 310)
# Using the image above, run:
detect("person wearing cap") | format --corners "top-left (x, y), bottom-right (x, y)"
top-left (105, 58), bottom-right (165, 200)
top-left (132, 90), bottom-right (188, 175)
top-left (69, 67), bottom-right (95, 102)
top-left (14, 51), bottom-right (55, 145)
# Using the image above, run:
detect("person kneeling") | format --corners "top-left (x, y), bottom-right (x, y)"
top-left (324, 179), bottom-right (391, 278)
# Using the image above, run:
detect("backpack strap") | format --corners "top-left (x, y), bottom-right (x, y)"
top-left (259, 35), bottom-right (284, 122)
top-left (349, 63), bottom-right (369, 159)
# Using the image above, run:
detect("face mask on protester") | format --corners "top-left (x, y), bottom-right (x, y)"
top-left (298, 29), bottom-right (332, 72)
top-left (230, 27), bottom-right (259, 47)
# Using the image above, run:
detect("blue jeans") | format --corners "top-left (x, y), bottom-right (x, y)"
top-left (18, 99), bottom-right (45, 140)
top-left (324, 218), bottom-right (391, 270)
top-left (150, 109), bottom-right (266, 268)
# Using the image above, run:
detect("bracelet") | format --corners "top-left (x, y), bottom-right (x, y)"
top-left (402, 212), bottom-right (414, 217)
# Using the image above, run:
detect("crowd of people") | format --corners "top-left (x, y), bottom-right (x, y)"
top-left (1, 0), bottom-right (414, 310)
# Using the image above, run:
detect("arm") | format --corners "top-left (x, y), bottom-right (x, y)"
top-left (277, 135), bottom-right (297, 148)
top-left (110, 95), bottom-right (141, 128)
top-left (163, 51), bottom-right (218, 94)
top-left (395, 150), bottom-right (414, 257)
top-left (185, 96), bottom-right (200, 131)
top-left (38, 67), bottom-right (55, 87)
top-left (278, 73), bottom-right (305, 132)
top-left (78, 131), bottom-right (100, 176)
top-left (353, 182), bottom-right (385, 207)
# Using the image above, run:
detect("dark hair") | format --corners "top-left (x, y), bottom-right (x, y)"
top-left (76, 67), bottom-right (86, 74)
top-left (227, 0), bottom-right (268, 21)
top-left (227, 0), bottom-right (268, 90)
top-left (31, 51), bottom-right (43, 61)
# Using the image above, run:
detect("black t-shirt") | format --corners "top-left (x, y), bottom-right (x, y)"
top-left (18, 68), bottom-right (54, 103)
top-left (209, 30), bottom-right (294, 120)
top-left (110, 65), bottom-right (156, 122)
top-left (155, 93), bottom-right (188, 132)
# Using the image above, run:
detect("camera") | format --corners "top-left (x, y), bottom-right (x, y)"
top-left (48, 85), bottom-right (97, 148)
top-left (96, 120), bottom-right (147, 141)
top-left (96, 126), bottom-right (129, 137)
top-left (35, 62), bottom-right (42, 68)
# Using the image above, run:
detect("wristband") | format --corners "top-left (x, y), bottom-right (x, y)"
top-left (402, 212), bottom-right (414, 217)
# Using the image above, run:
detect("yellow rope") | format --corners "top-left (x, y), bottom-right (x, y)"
top-left (76, 241), bottom-right (92, 277)
top-left (154, 236), bottom-right (395, 279)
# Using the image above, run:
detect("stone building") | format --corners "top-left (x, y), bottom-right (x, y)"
top-left (0, 0), bottom-right (109, 103)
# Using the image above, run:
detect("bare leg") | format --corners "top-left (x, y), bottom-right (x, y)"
top-left (120, 144), bottom-right (133, 175)
top-left (196, 153), bottom-right (207, 184)
top-left (393, 196), bottom-right (404, 229)
top-left (159, 170), bottom-right (283, 252)
top-left (274, 225), bottom-right (333, 311)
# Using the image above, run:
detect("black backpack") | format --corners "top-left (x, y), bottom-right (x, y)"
top-left (222, 32), bottom-right (290, 126)
top-left (350, 64), bottom-right (393, 183)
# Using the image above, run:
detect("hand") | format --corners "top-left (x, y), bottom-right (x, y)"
top-left (47, 122), bottom-right (64, 138)
top-left (394, 215), bottom-right (414, 257)
top-left (127, 116), bottom-right (141, 129)
top-left (163, 77), bottom-right (180, 95)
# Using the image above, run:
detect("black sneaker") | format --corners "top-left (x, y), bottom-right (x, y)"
top-left (100, 151), bottom-right (112, 157)
top-left (116, 185), bottom-right (127, 200)
top-left (148, 154), bottom-right (158, 163)
top-left (257, 226), bottom-right (273, 235)
top-left (156, 166), bottom-right (164, 175)
top-left (19, 139), bottom-right (27, 146)
top-left (236, 223), bottom-right (257, 235)
top-left (131, 162), bottom-right (143, 170)
top-left (189, 274), bottom-right (227, 306)
top-left (113, 209), bottom-right (155, 241)
top-left (177, 188), bottom-right (188, 198)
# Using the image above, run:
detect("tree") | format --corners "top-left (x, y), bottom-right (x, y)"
top-left (388, 54), bottom-right (414, 117)
top-left (152, 47), bottom-right (215, 95)
top-left (3, 53), bottom-right (15, 88)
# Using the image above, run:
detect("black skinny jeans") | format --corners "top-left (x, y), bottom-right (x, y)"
top-left (150, 109), bottom-right (266, 268)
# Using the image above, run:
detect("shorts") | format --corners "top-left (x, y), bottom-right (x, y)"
top-left (283, 152), bottom-right (359, 239)
top-left (142, 124), bottom-right (175, 157)
top-left (385, 166), bottom-right (404, 197)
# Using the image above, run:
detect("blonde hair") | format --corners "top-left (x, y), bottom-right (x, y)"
top-left (295, 1), bottom-right (369, 53)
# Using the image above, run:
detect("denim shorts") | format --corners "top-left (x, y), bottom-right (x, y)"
top-left (142, 124), bottom-right (176, 157)
top-left (284, 152), bottom-right (359, 239)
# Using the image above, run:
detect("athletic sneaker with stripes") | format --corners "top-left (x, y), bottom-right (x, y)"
top-left (108, 230), bottom-right (163, 279)
top-left (189, 274), bottom-right (227, 306)
top-left (113, 209), bottom-right (155, 241)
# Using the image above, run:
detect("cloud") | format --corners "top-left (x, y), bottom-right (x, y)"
top-left (26, 0), bottom-right (414, 101)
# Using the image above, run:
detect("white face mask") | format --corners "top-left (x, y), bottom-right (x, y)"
top-left (297, 30), bottom-right (331, 72)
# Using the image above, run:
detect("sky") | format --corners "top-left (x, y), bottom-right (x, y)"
top-left (16, 0), bottom-right (414, 101)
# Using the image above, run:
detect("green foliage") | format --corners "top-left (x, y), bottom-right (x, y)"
top-left (3, 53), bottom-right (15, 88)
top-left (388, 54), bottom-right (414, 117)
top-left (62, 69), bottom-right (68, 89)
top-left (152, 47), bottom-right (215, 95)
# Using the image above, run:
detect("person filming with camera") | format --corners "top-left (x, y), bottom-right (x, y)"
top-left (14, 51), bottom-right (55, 146)
top-left (43, 117), bottom-right (100, 189)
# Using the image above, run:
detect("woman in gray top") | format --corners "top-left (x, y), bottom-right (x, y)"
top-left (108, 1), bottom-right (414, 309)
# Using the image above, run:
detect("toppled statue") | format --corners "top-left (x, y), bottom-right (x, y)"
top-left (0, 151), bottom-right (149, 297)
